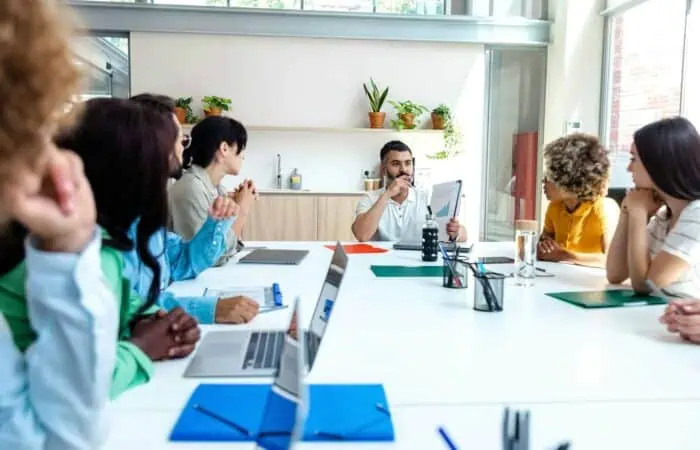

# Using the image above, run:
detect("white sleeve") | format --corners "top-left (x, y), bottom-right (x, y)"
top-left (0, 229), bottom-right (118, 450)
top-left (662, 203), bottom-right (700, 262)
top-left (355, 193), bottom-right (374, 217)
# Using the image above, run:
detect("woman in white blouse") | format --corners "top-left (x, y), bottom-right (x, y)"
top-left (605, 117), bottom-right (700, 344)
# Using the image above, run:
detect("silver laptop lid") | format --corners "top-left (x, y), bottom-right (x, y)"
top-left (306, 242), bottom-right (348, 368)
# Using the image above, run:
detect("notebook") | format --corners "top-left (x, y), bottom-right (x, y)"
top-left (547, 290), bottom-right (667, 309)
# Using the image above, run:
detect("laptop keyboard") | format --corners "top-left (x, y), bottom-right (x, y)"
top-left (243, 331), bottom-right (285, 370)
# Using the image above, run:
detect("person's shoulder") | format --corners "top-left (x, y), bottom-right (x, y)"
top-left (169, 170), bottom-right (198, 195)
top-left (545, 200), bottom-right (564, 214)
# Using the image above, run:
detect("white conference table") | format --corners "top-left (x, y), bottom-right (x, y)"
top-left (106, 241), bottom-right (700, 449)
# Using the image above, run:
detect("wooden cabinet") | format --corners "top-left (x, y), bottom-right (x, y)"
top-left (241, 193), bottom-right (363, 241)
top-left (243, 195), bottom-right (317, 241)
top-left (317, 196), bottom-right (363, 242)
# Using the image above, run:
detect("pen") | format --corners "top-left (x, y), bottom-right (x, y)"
top-left (437, 426), bottom-right (458, 450)
top-left (438, 243), bottom-right (462, 287)
top-left (272, 283), bottom-right (283, 306)
top-left (259, 305), bottom-right (289, 314)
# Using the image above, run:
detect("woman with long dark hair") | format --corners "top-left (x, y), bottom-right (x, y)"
top-left (53, 98), bottom-right (204, 392)
top-left (169, 116), bottom-right (257, 265)
top-left (606, 117), bottom-right (700, 343)
top-left (128, 94), bottom-right (259, 325)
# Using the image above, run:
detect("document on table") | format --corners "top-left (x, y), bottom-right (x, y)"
top-left (203, 286), bottom-right (271, 306)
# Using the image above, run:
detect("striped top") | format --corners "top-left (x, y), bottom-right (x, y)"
top-left (647, 200), bottom-right (700, 298)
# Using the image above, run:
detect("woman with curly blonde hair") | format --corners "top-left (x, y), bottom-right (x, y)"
top-left (0, 1), bottom-right (119, 448)
top-left (538, 133), bottom-right (620, 267)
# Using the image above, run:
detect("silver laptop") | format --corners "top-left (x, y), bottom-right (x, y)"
top-left (238, 248), bottom-right (309, 265)
top-left (184, 242), bottom-right (348, 378)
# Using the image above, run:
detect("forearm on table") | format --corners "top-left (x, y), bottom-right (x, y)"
top-left (627, 212), bottom-right (651, 293)
top-left (233, 213), bottom-right (246, 238)
top-left (568, 251), bottom-right (607, 268)
top-left (606, 213), bottom-right (630, 283)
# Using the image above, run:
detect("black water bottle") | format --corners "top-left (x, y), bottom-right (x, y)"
top-left (421, 206), bottom-right (439, 262)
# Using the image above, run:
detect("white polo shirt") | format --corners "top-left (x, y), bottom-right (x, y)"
top-left (355, 187), bottom-right (430, 241)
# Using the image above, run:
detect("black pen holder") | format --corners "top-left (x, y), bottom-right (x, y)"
top-left (442, 256), bottom-right (468, 289)
top-left (473, 272), bottom-right (505, 312)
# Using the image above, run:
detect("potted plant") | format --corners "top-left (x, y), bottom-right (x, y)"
top-left (363, 78), bottom-right (389, 128)
top-left (431, 104), bottom-right (451, 130)
top-left (202, 96), bottom-right (232, 117)
top-left (175, 97), bottom-right (197, 124)
top-left (428, 120), bottom-right (463, 160)
top-left (389, 100), bottom-right (428, 130)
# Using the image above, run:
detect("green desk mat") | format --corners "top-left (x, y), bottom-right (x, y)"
top-left (547, 290), bottom-right (667, 309)
top-left (370, 265), bottom-right (444, 278)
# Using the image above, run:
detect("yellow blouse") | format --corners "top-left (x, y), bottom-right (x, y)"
top-left (542, 198), bottom-right (608, 254)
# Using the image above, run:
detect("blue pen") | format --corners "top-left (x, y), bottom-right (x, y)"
top-left (477, 262), bottom-right (486, 275)
top-left (272, 283), bottom-right (283, 306)
top-left (437, 427), bottom-right (458, 450)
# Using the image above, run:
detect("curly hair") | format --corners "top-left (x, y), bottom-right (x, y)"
top-left (544, 133), bottom-right (611, 201)
top-left (0, 0), bottom-right (80, 175)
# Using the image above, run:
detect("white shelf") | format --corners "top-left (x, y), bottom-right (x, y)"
top-left (180, 124), bottom-right (442, 135)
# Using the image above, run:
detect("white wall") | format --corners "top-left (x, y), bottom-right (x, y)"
top-left (130, 33), bottom-right (486, 238)
top-left (543, 0), bottom-right (605, 144)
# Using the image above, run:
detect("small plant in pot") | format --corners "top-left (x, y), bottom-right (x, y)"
top-left (363, 78), bottom-right (389, 128)
top-left (202, 96), bottom-right (232, 117)
top-left (175, 97), bottom-right (198, 124)
top-left (389, 100), bottom-right (428, 130)
top-left (431, 104), bottom-right (451, 130)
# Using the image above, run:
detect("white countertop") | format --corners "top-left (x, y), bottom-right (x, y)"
top-left (105, 241), bottom-right (700, 449)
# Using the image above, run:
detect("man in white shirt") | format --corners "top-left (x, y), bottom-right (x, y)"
top-left (352, 140), bottom-right (467, 242)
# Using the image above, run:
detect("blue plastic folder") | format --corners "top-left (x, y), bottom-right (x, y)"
top-left (170, 383), bottom-right (394, 443)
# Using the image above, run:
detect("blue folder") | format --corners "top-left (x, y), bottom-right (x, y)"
top-left (170, 383), bottom-right (394, 443)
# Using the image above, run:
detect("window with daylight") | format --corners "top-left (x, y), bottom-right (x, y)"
top-left (602, 0), bottom-right (687, 188)
top-left (83, 0), bottom-right (446, 14)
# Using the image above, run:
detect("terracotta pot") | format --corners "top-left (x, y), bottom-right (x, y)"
top-left (368, 112), bottom-right (386, 129)
top-left (400, 113), bottom-right (415, 129)
top-left (431, 113), bottom-right (446, 130)
top-left (174, 107), bottom-right (187, 124)
top-left (204, 107), bottom-right (222, 117)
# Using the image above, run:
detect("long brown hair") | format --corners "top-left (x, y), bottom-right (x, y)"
top-left (56, 98), bottom-right (178, 313)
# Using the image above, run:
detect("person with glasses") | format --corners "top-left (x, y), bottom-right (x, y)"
top-left (127, 94), bottom-right (259, 326)
top-left (169, 116), bottom-right (257, 266)
top-left (538, 133), bottom-right (620, 268)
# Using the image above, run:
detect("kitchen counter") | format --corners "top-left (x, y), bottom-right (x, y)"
top-left (258, 189), bottom-right (367, 196)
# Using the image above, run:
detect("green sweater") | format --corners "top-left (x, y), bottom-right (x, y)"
top-left (0, 243), bottom-right (155, 399)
